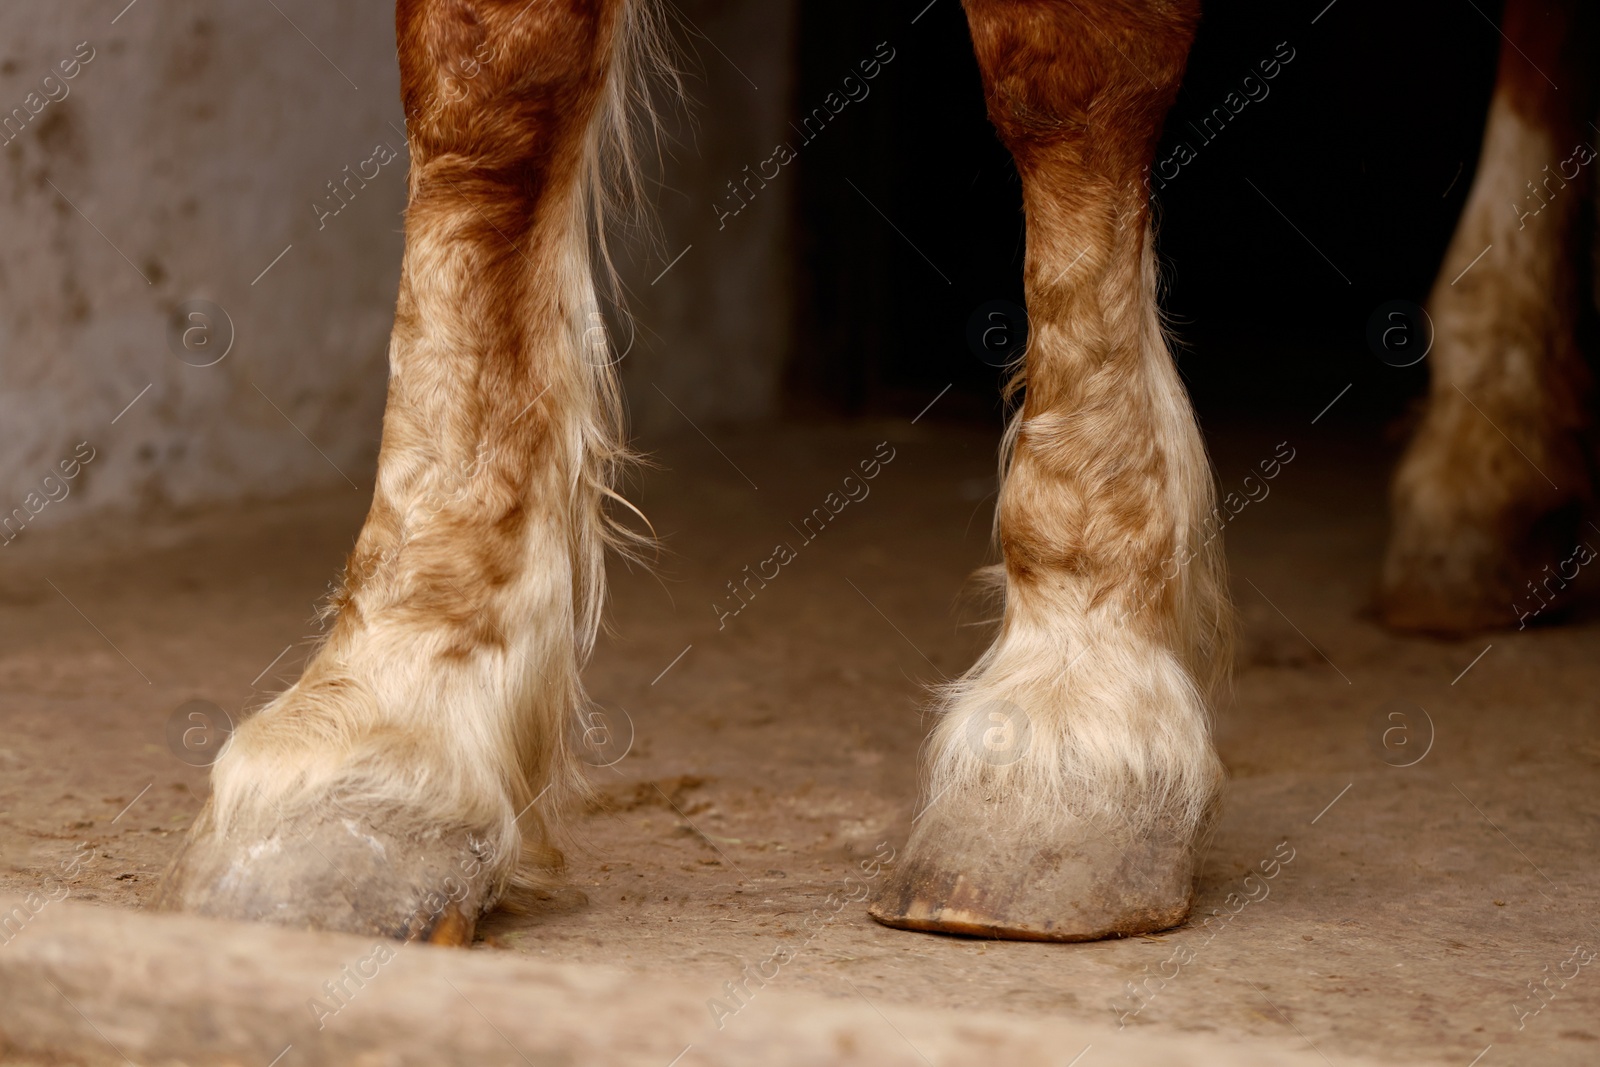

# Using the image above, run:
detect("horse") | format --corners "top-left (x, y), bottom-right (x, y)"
top-left (155, 0), bottom-right (1597, 945)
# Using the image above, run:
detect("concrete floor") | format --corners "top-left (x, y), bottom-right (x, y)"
top-left (1, 417), bottom-right (1597, 1065)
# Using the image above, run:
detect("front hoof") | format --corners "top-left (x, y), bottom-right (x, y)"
top-left (869, 795), bottom-right (1197, 942)
top-left (154, 802), bottom-right (499, 945)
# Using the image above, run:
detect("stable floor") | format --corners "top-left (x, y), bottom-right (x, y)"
top-left (1, 417), bottom-right (1597, 1066)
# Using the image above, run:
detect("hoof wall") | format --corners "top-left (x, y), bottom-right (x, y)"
top-left (155, 802), bottom-right (496, 945)
top-left (1373, 582), bottom-right (1512, 637)
top-left (870, 797), bottom-right (1196, 942)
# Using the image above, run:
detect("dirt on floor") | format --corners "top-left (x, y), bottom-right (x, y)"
top-left (1, 417), bottom-right (1598, 1066)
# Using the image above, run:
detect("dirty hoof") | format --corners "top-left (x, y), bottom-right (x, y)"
top-left (1375, 504), bottom-right (1583, 637)
top-left (869, 795), bottom-right (1196, 942)
top-left (1373, 576), bottom-right (1515, 636)
top-left (154, 801), bottom-right (498, 945)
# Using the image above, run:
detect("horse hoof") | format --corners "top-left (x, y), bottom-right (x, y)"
top-left (869, 794), bottom-right (1196, 942)
top-left (154, 801), bottom-right (498, 945)
top-left (1375, 513), bottom-right (1581, 637)
top-left (1373, 579), bottom-right (1513, 637)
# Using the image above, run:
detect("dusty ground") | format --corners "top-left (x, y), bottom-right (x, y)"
top-left (2, 416), bottom-right (1598, 1066)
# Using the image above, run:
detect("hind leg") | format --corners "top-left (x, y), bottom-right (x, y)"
top-left (1378, 0), bottom-right (1598, 635)
top-left (871, 0), bottom-right (1227, 941)
top-left (157, 0), bottom-right (637, 941)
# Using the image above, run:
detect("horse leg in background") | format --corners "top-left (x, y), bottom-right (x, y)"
top-left (1378, 0), bottom-right (1598, 635)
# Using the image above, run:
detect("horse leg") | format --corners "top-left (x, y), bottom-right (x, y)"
top-left (156, 0), bottom-right (652, 942)
top-left (871, 0), bottom-right (1227, 940)
top-left (1378, 0), bottom-right (1598, 634)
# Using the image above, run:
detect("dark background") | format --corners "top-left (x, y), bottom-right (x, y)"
top-left (786, 0), bottom-right (1506, 429)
